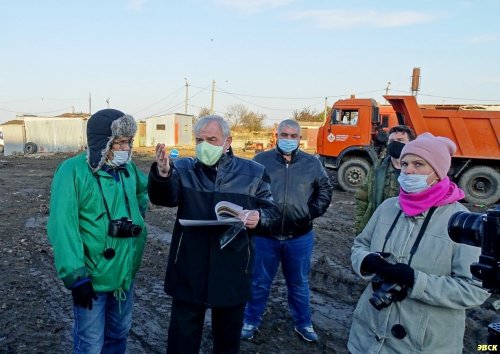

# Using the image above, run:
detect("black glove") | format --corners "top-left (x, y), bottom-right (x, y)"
top-left (361, 253), bottom-right (394, 275)
top-left (71, 279), bottom-right (98, 310)
top-left (383, 263), bottom-right (415, 288)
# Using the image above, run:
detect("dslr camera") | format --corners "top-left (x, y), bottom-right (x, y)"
top-left (369, 274), bottom-right (408, 311)
top-left (108, 217), bottom-right (142, 238)
top-left (448, 205), bottom-right (500, 291)
top-left (448, 205), bottom-right (500, 345)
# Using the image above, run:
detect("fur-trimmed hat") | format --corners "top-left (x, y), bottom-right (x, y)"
top-left (400, 132), bottom-right (456, 180)
top-left (86, 109), bottom-right (137, 173)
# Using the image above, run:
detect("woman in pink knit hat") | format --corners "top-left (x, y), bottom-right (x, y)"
top-left (348, 132), bottom-right (490, 354)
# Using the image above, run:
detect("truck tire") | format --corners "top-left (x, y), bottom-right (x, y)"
top-left (337, 158), bottom-right (370, 193)
top-left (458, 166), bottom-right (500, 206)
top-left (24, 142), bottom-right (38, 154)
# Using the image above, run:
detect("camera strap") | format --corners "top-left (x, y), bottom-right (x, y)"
top-left (381, 206), bottom-right (437, 266)
top-left (95, 174), bottom-right (133, 222)
top-left (408, 207), bottom-right (437, 265)
top-left (381, 210), bottom-right (403, 252)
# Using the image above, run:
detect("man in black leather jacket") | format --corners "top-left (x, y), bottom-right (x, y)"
top-left (148, 115), bottom-right (279, 354)
top-left (241, 119), bottom-right (333, 343)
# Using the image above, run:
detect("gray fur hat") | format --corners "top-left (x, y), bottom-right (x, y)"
top-left (86, 109), bottom-right (137, 172)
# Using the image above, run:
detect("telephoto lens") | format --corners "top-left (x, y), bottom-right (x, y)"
top-left (448, 211), bottom-right (483, 247)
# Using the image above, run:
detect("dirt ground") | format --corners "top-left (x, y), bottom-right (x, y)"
top-left (0, 148), bottom-right (498, 353)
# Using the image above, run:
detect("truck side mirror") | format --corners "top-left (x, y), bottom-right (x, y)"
top-left (371, 106), bottom-right (380, 125)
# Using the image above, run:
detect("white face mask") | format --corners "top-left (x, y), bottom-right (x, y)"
top-left (398, 172), bottom-right (435, 193)
top-left (109, 150), bottom-right (129, 167)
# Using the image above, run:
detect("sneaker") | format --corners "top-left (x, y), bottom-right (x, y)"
top-left (294, 326), bottom-right (319, 342)
top-left (241, 323), bottom-right (259, 340)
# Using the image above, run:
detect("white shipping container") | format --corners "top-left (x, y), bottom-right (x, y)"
top-left (146, 113), bottom-right (193, 147)
top-left (24, 117), bottom-right (88, 153)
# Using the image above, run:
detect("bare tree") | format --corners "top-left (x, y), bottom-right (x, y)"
top-left (197, 107), bottom-right (211, 119)
top-left (241, 112), bottom-right (265, 131)
top-left (225, 104), bottom-right (248, 128)
top-left (292, 107), bottom-right (327, 122)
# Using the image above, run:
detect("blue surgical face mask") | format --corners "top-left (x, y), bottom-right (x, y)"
top-left (110, 150), bottom-right (129, 167)
top-left (398, 172), bottom-right (435, 193)
top-left (278, 139), bottom-right (299, 155)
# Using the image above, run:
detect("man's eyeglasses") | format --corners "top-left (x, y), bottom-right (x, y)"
top-left (112, 140), bottom-right (132, 149)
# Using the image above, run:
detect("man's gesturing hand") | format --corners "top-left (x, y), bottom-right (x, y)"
top-left (155, 143), bottom-right (170, 177)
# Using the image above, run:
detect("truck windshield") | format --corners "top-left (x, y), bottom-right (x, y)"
top-left (331, 109), bottom-right (359, 126)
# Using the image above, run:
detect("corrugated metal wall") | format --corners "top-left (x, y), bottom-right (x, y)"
top-left (174, 114), bottom-right (193, 145)
top-left (145, 114), bottom-right (193, 147)
top-left (3, 124), bottom-right (25, 156)
top-left (24, 117), bottom-right (87, 153)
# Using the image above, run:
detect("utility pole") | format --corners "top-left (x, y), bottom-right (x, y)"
top-left (210, 80), bottom-right (216, 114)
top-left (184, 78), bottom-right (189, 114)
top-left (324, 97), bottom-right (328, 122)
top-left (89, 92), bottom-right (92, 115)
top-left (385, 82), bottom-right (391, 95)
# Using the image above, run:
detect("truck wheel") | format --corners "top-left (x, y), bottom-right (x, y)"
top-left (337, 158), bottom-right (370, 193)
top-left (24, 142), bottom-right (38, 154)
top-left (458, 166), bottom-right (500, 206)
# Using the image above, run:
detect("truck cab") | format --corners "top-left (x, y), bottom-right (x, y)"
top-left (318, 94), bottom-right (500, 205)
top-left (317, 98), bottom-right (397, 192)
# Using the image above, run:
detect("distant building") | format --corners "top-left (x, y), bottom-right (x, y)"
top-left (0, 120), bottom-right (25, 156)
top-left (1, 114), bottom-right (89, 156)
top-left (298, 122), bottom-right (323, 150)
top-left (145, 113), bottom-right (193, 147)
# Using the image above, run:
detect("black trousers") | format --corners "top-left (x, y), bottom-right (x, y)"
top-left (166, 299), bottom-right (245, 354)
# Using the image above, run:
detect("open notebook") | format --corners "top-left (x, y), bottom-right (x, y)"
top-left (178, 201), bottom-right (248, 249)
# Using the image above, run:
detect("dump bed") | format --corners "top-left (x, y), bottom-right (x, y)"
top-left (384, 95), bottom-right (500, 160)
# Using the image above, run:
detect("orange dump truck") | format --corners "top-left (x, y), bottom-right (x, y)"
top-left (317, 95), bottom-right (500, 205)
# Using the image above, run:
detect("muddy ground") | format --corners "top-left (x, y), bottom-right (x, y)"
top-left (0, 149), bottom-right (498, 353)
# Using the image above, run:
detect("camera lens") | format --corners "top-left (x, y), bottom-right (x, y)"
top-left (448, 211), bottom-right (483, 247)
top-left (130, 225), bottom-right (142, 236)
top-left (369, 292), bottom-right (392, 311)
top-left (369, 295), bottom-right (385, 311)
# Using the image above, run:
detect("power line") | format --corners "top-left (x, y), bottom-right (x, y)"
top-left (0, 106), bottom-right (76, 115)
top-left (146, 85), bottom-right (211, 117)
top-left (0, 97), bottom-right (84, 104)
top-left (133, 86), bottom-right (185, 114)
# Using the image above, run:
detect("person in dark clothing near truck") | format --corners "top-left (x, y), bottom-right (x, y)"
top-left (241, 119), bottom-right (333, 343)
top-left (355, 125), bottom-right (415, 234)
top-left (148, 115), bottom-right (279, 354)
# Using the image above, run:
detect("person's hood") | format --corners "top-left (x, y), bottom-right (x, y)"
top-left (86, 109), bottom-right (137, 173)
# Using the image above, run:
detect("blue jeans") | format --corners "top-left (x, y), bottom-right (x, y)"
top-left (73, 284), bottom-right (134, 354)
top-left (244, 231), bottom-right (314, 328)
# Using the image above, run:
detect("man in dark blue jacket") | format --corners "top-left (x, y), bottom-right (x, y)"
top-left (148, 115), bottom-right (279, 354)
top-left (241, 119), bottom-right (333, 342)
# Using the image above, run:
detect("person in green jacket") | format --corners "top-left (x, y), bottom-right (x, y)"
top-left (47, 109), bottom-right (148, 354)
top-left (354, 125), bottom-right (415, 234)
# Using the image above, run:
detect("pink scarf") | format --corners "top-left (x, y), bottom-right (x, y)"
top-left (398, 177), bottom-right (465, 216)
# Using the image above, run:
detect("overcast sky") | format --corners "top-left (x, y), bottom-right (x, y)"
top-left (1, 0), bottom-right (499, 125)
